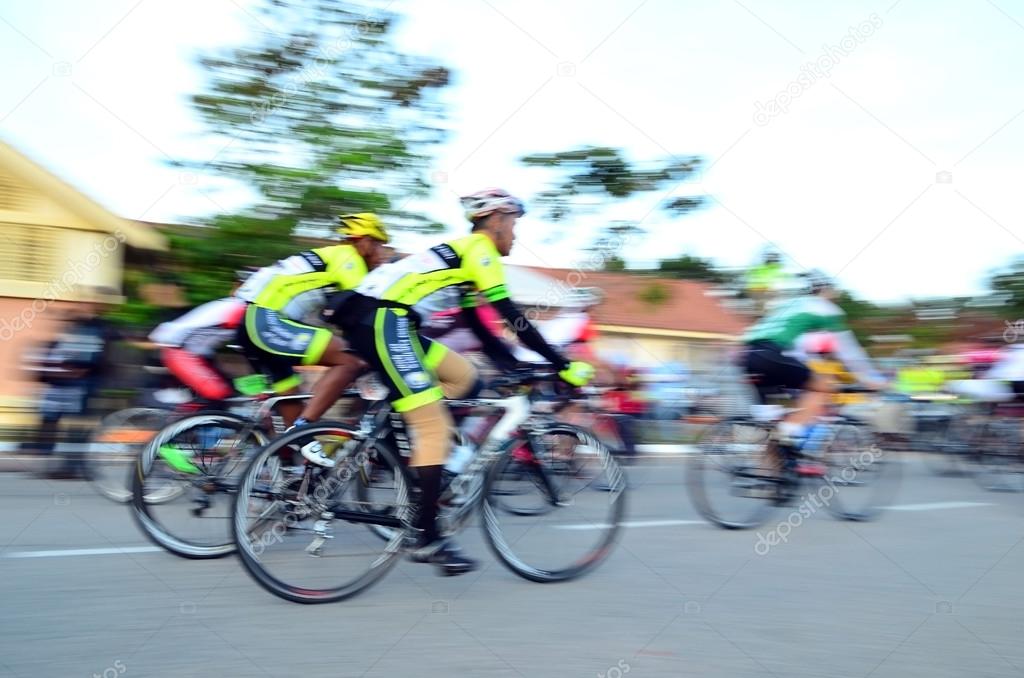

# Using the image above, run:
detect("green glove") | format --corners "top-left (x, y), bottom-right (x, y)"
top-left (558, 361), bottom-right (595, 387)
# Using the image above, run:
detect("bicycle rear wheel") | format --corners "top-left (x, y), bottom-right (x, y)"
top-left (971, 418), bottom-right (1024, 492)
top-left (233, 423), bottom-right (411, 604)
top-left (686, 418), bottom-right (779, 530)
top-left (482, 424), bottom-right (626, 583)
top-left (131, 412), bottom-right (266, 559)
top-left (88, 407), bottom-right (174, 503)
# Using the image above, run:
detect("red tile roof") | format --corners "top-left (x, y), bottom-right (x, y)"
top-left (520, 267), bottom-right (747, 336)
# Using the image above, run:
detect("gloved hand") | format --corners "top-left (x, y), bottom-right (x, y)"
top-left (558, 361), bottom-right (595, 387)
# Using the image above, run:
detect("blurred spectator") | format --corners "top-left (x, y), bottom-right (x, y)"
top-left (603, 369), bottom-right (646, 462)
top-left (22, 289), bottom-right (118, 478)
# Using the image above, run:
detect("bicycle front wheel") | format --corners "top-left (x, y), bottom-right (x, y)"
top-left (88, 407), bottom-right (173, 503)
top-left (482, 423), bottom-right (627, 583)
top-left (131, 412), bottom-right (266, 559)
top-left (233, 423), bottom-right (412, 604)
top-left (823, 423), bottom-right (901, 521)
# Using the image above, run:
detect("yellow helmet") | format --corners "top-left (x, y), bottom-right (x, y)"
top-left (337, 213), bottom-right (390, 243)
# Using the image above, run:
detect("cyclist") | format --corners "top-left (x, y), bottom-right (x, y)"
top-left (740, 270), bottom-right (883, 465)
top-left (233, 213), bottom-right (391, 453)
top-left (745, 247), bottom-right (790, 314)
top-left (325, 188), bottom-right (595, 576)
top-left (148, 297), bottom-right (249, 403)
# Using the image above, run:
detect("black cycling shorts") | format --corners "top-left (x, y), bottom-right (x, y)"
top-left (343, 306), bottom-right (449, 412)
top-left (741, 341), bottom-right (812, 403)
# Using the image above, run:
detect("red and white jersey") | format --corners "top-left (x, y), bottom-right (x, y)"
top-left (149, 298), bottom-right (246, 357)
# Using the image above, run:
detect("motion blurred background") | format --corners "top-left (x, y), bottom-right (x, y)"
top-left (0, 2), bottom-right (1023, 676)
top-left (0, 0), bottom-right (1020, 448)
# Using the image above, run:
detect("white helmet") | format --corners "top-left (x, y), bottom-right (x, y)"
top-left (459, 188), bottom-right (526, 222)
top-left (802, 269), bottom-right (834, 294)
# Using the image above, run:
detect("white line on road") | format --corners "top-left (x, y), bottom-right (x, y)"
top-left (0, 503), bottom-right (996, 553)
top-left (1, 546), bottom-right (162, 559)
top-left (556, 519), bottom-right (705, 531)
top-left (556, 502), bottom-right (994, 530)
top-left (884, 501), bottom-right (993, 512)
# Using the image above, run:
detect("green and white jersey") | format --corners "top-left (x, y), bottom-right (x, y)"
top-left (744, 296), bottom-right (848, 350)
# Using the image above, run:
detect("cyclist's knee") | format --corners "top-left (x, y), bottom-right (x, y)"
top-left (806, 374), bottom-right (833, 393)
top-left (403, 401), bottom-right (453, 467)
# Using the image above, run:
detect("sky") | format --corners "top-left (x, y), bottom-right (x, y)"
top-left (1, 0), bottom-right (1023, 304)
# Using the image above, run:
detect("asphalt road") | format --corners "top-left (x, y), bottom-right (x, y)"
top-left (1, 456), bottom-right (1023, 678)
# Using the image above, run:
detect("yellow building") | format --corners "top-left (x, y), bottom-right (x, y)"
top-left (0, 140), bottom-right (165, 425)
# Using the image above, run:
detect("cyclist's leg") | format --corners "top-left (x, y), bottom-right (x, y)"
top-left (298, 337), bottom-right (365, 422)
top-left (161, 347), bottom-right (234, 401)
top-left (420, 339), bottom-right (479, 399)
top-left (352, 308), bottom-right (475, 574)
top-left (237, 305), bottom-right (311, 425)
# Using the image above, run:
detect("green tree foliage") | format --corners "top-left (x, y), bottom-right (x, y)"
top-left (656, 253), bottom-right (732, 284)
top-left (988, 256), bottom-right (1024, 320)
top-left (637, 281), bottom-right (671, 306)
top-left (520, 146), bottom-right (703, 248)
top-left (166, 0), bottom-right (451, 302)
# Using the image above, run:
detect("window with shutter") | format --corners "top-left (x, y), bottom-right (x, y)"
top-left (0, 173), bottom-right (32, 213)
top-left (0, 224), bottom-right (57, 284)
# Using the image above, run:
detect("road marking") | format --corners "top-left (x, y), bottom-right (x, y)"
top-left (1, 546), bottom-right (162, 559)
top-left (555, 519), bottom-right (705, 531)
top-left (885, 501), bottom-right (993, 512)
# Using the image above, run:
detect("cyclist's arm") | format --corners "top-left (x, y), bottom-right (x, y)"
top-left (490, 297), bottom-right (568, 371)
top-left (832, 328), bottom-right (881, 385)
top-left (465, 243), bottom-right (568, 371)
top-left (459, 300), bottom-right (520, 370)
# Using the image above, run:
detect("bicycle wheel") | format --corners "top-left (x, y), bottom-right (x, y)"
top-left (233, 422), bottom-right (411, 604)
top-left (352, 442), bottom-right (405, 541)
top-left (482, 423), bottom-right (627, 583)
top-left (486, 437), bottom-right (569, 517)
top-left (686, 418), bottom-right (779, 530)
top-left (822, 423), bottom-right (901, 521)
top-left (971, 418), bottom-right (1023, 492)
top-left (131, 412), bottom-right (266, 559)
top-left (924, 414), bottom-right (977, 477)
top-left (88, 408), bottom-right (176, 503)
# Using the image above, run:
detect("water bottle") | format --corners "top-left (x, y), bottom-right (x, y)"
top-left (444, 443), bottom-right (475, 475)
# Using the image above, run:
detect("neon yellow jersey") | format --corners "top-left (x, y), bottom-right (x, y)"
top-left (355, 233), bottom-right (509, 307)
top-left (235, 244), bottom-right (367, 320)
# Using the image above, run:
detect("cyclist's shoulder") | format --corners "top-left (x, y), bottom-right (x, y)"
top-left (448, 232), bottom-right (498, 258)
top-left (311, 243), bottom-right (360, 266)
top-left (782, 294), bottom-right (843, 317)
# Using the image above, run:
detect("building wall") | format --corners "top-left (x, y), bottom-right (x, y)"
top-left (0, 167), bottom-right (126, 301)
top-left (0, 228), bottom-right (125, 426)
top-left (0, 297), bottom-right (79, 425)
top-left (594, 331), bottom-right (734, 370)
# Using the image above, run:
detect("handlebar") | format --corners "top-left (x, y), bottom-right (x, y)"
top-left (487, 367), bottom-right (559, 390)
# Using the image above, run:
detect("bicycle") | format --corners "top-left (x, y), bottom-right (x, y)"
top-left (130, 390), bottom-right (322, 559)
top-left (686, 386), bottom-right (901, 530)
top-left (231, 368), bottom-right (628, 604)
